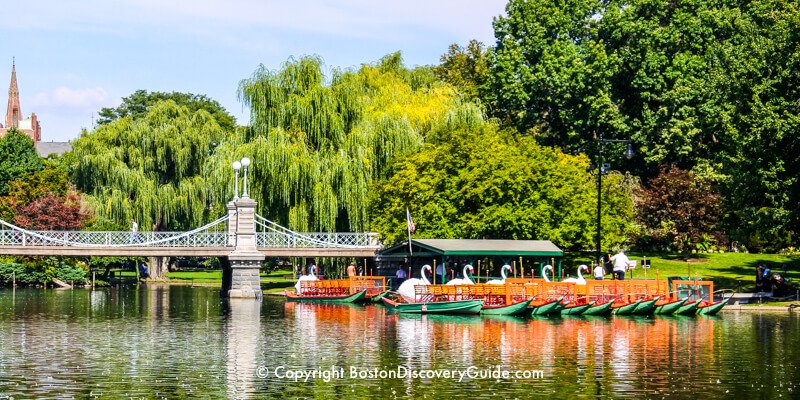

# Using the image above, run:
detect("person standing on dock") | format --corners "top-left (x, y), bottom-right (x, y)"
top-left (610, 250), bottom-right (629, 280)
top-left (347, 263), bottom-right (357, 277)
top-left (593, 264), bottom-right (605, 280)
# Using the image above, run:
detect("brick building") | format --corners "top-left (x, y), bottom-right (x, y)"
top-left (0, 60), bottom-right (41, 143)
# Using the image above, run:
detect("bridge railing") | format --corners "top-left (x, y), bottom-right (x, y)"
top-left (0, 230), bottom-right (229, 247)
top-left (256, 232), bottom-right (380, 248)
top-left (0, 230), bottom-right (380, 248)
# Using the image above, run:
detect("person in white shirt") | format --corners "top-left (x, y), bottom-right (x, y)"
top-left (610, 250), bottom-right (630, 280)
top-left (593, 264), bottom-right (605, 280)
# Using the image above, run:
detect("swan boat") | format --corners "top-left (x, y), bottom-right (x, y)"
top-left (654, 298), bottom-right (687, 315)
top-left (480, 298), bottom-right (533, 316)
top-left (612, 300), bottom-right (642, 316)
top-left (581, 300), bottom-right (614, 316)
top-left (529, 297), bottom-right (565, 317)
top-left (381, 296), bottom-right (484, 315)
top-left (560, 301), bottom-right (595, 316)
top-left (288, 275), bottom-right (385, 303)
top-left (674, 299), bottom-right (701, 315)
top-left (285, 289), bottom-right (367, 303)
top-left (696, 297), bottom-right (729, 316)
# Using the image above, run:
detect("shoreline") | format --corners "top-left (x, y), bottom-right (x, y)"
top-left (722, 304), bottom-right (799, 313)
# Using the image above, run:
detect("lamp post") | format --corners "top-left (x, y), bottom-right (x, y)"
top-left (592, 135), bottom-right (634, 264)
top-left (241, 157), bottom-right (251, 198)
top-left (232, 161), bottom-right (241, 201)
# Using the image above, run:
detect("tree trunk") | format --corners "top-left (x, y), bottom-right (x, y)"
top-left (147, 256), bottom-right (170, 280)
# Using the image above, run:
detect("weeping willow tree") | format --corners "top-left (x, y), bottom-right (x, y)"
top-left (225, 53), bottom-right (470, 232)
top-left (70, 100), bottom-right (231, 230)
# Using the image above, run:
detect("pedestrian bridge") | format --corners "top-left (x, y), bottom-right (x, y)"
top-left (0, 213), bottom-right (381, 258)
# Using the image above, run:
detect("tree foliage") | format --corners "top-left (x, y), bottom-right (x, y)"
top-left (489, 0), bottom-right (625, 151)
top-left (97, 89), bottom-right (236, 131)
top-left (229, 53), bottom-right (466, 231)
top-left (0, 161), bottom-right (93, 230)
top-left (482, 0), bottom-right (800, 250)
top-left (370, 121), bottom-right (635, 250)
top-left (71, 100), bottom-right (230, 230)
top-left (433, 40), bottom-right (490, 103)
top-left (0, 128), bottom-right (42, 195)
top-left (13, 193), bottom-right (91, 230)
top-left (634, 166), bottom-right (723, 252)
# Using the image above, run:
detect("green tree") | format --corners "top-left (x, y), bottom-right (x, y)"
top-left (712, 0), bottom-right (800, 251)
top-left (0, 128), bottom-right (42, 195)
top-left (229, 54), bottom-right (466, 232)
top-left (488, 0), bottom-right (627, 151)
top-left (97, 89), bottom-right (236, 131)
top-left (71, 100), bottom-right (230, 230)
top-left (370, 121), bottom-right (634, 250)
top-left (0, 161), bottom-right (81, 224)
top-left (487, 0), bottom-right (800, 250)
top-left (433, 40), bottom-right (490, 103)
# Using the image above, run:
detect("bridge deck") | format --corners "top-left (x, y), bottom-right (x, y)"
top-left (0, 245), bottom-right (380, 257)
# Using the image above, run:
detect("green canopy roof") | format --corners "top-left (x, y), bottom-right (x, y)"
top-left (380, 239), bottom-right (563, 258)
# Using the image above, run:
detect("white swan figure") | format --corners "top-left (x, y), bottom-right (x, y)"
top-left (562, 265), bottom-right (589, 284)
top-left (541, 265), bottom-right (554, 282)
top-left (487, 264), bottom-right (512, 285)
top-left (294, 265), bottom-right (318, 294)
top-left (446, 265), bottom-right (475, 285)
top-left (397, 265), bottom-right (432, 303)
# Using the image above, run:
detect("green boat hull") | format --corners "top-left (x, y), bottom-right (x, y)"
top-left (697, 298), bottom-right (728, 316)
top-left (370, 290), bottom-right (390, 303)
top-left (530, 299), bottom-right (564, 317)
top-left (582, 301), bottom-right (614, 316)
top-left (675, 300), bottom-right (700, 315)
top-left (560, 302), bottom-right (594, 316)
top-left (481, 299), bottom-right (533, 316)
top-left (613, 300), bottom-right (642, 315)
top-left (654, 299), bottom-right (687, 315)
top-left (632, 298), bottom-right (659, 315)
top-left (285, 289), bottom-right (367, 303)
top-left (383, 298), bottom-right (484, 315)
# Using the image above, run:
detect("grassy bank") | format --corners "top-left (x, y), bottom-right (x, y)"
top-left (567, 252), bottom-right (800, 291)
top-left (114, 269), bottom-right (297, 290)
top-left (107, 252), bottom-right (800, 293)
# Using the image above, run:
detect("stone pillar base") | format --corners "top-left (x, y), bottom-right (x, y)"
top-left (223, 258), bottom-right (263, 299)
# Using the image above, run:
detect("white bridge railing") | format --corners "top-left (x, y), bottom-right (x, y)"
top-left (0, 214), bottom-right (381, 249)
top-left (0, 214), bottom-right (232, 247)
top-left (0, 230), bottom-right (230, 247)
top-left (254, 214), bottom-right (380, 248)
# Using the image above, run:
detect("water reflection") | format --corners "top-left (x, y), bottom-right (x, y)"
top-left (224, 299), bottom-right (260, 399)
top-left (0, 287), bottom-right (797, 399)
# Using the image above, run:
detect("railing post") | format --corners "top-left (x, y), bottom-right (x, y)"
top-left (227, 201), bottom-right (237, 246)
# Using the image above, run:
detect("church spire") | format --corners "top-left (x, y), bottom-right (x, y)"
top-left (6, 58), bottom-right (21, 128)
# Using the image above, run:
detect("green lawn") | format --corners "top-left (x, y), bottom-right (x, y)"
top-left (108, 268), bottom-right (296, 290)
top-left (566, 251), bottom-right (800, 291)
top-left (166, 269), bottom-right (296, 289)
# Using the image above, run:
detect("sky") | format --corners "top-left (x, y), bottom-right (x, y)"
top-left (2, 1), bottom-right (507, 142)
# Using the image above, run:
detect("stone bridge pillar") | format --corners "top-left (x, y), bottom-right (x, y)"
top-left (222, 197), bottom-right (265, 299)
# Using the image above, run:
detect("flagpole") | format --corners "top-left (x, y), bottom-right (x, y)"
top-left (406, 208), bottom-right (413, 256)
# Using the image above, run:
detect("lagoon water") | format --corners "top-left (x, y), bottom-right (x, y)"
top-left (0, 285), bottom-right (797, 399)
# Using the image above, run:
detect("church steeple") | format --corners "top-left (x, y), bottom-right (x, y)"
top-left (6, 58), bottom-right (21, 128)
